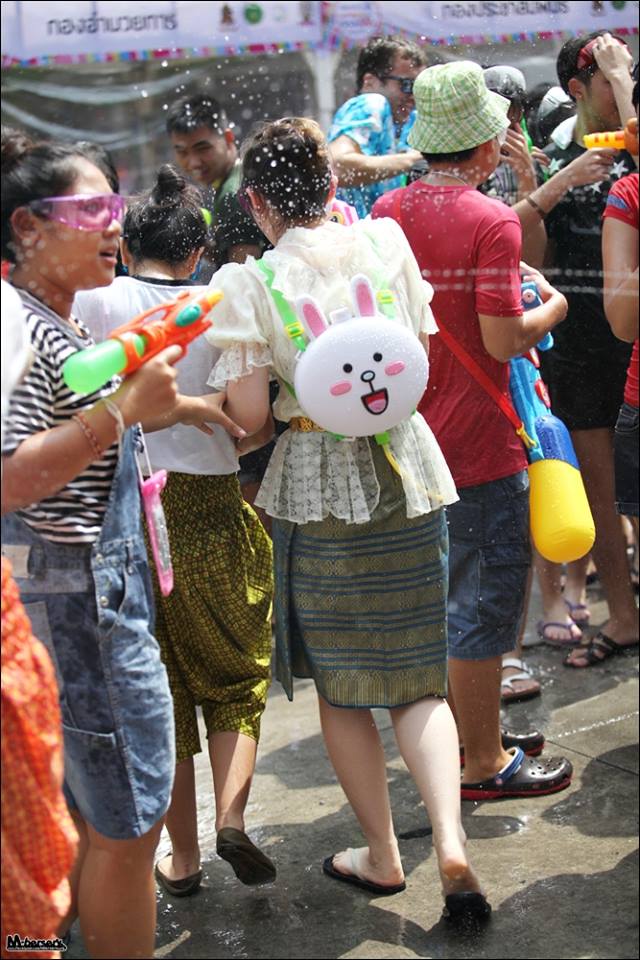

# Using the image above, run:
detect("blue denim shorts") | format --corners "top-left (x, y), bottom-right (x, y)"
top-left (614, 402), bottom-right (639, 518)
top-left (446, 471), bottom-right (531, 661)
top-left (10, 539), bottom-right (176, 841)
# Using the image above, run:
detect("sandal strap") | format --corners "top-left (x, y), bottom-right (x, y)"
top-left (538, 620), bottom-right (578, 636)
top-left (494, 747), bottom-right (525, 785)
top-left (502, 657), bottom-right (528, 671)
top-left (564, 599), bottom-right (590, 614)
top-left (589, 632), bottom-right (619, 653)
top-left (501, 672), bottom-right (533, 688)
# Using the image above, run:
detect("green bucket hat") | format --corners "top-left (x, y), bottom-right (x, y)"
top-left (408, 61), bottom-right (510, 154)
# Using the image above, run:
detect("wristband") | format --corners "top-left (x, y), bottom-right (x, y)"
top-left (104, 398), bottom-right (125, 446)
top-left (72, 412), bottom-right (104, 460)
top-left (525, 195), bottom-right (547, 219)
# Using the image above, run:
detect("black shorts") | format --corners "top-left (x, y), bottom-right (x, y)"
top-left (239, 440), bottom-right (276, 487)
top-left (614, 402), bottom-right (639, 517)
top-left (540, 342), bottom-right (632, 431)
top-left (238, 381), bottom-right (284, 487)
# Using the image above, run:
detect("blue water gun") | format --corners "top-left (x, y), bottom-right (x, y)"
top-left (509, 281), bottom-right (594, 562)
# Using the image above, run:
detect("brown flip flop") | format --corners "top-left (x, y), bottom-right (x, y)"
top-left (216, 827), bottom-right (276, 886)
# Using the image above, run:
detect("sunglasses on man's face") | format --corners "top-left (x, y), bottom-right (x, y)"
top-left (380, 75), bottom-right (415, 95)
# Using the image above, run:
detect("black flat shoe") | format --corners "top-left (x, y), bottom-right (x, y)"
top-left (443, 892), bottom-right (492, 927)
top-left (154, 861), bottom-right (203, 897)
top-left (216, 827), bottom-right (276, 886)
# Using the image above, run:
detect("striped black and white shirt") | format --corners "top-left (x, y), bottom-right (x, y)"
top-left (2, 290), bottom-right (119, 544)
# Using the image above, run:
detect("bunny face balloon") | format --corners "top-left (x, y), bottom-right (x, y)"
top-left (293, 275), bottom-right (429, 437)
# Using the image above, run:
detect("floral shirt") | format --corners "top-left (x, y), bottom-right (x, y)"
top-left (328, 94), bottom-right (412, 218)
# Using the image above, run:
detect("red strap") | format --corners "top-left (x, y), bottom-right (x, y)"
top-left (435, 324), bottom-right (523, 432)
top-left (392, 188), bottom-right (523, 435)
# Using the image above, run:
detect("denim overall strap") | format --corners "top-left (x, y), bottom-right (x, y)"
top-left (1, 428), bottom-right (149, 604)
top-left (93, 427), bottom-right (145, 548)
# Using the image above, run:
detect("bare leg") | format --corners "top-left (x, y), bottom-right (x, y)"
top-left (390, 697), bottom-right (483, 897)
top-left (58, 810), bottom-right (89, 935)
top-left (209, 731), bottom-right (257, 832)
top-left (157, 757), bottom-right (200, 881)
top-left (535, 551), bottom-right (582, 643)
top-left (317, 696), bottom-right (404, 886)
top-left (567, 429), bottom-right (638, 665)
top-left (501, 567), bottom-right (540, 699)
top-left (448, 656), bottom-right (511, 784)
top-left (563, 555), bottom-right (591, 621)
top-left (76, 816), bottom-right (163, 959)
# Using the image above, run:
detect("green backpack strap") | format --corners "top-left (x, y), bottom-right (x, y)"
top-left (256, 260), bottom-right (307, 353)
top-left (255, 259), bottom-right (301, 399)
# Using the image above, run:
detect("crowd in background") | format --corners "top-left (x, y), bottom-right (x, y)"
top-left (1, 27), bottom-right (638, 960)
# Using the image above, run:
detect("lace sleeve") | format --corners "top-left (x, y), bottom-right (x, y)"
top-left (207, 341), bottom-right (273, 390)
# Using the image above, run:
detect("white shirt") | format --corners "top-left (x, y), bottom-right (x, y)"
top-left (73, 277), bottom-right (238, 476)
top-left (1, 279), bottom-right (30, 448)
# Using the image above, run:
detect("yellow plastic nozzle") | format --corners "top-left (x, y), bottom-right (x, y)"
top-left (583, 130), bottom-right (625, 150)
top-left (529, 459), bottom-right (595, 563)
top-left (206, 290), bottom-right (223, 308)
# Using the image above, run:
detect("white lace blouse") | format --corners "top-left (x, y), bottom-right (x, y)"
top-left (205, 217), bottom-right (458, 524)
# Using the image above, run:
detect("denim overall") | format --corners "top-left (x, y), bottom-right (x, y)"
top-left (2, 430), bottom-right (175, 840)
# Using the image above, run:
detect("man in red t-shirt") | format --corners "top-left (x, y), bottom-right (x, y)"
top-left (374, 61), bottom-right (573, 799)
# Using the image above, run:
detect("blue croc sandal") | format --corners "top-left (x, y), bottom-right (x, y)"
top-left (461, 748), bottom-right (573, 801)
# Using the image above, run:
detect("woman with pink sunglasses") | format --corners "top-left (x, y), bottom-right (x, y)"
top-left (1, 132), bottom-right (181, 958)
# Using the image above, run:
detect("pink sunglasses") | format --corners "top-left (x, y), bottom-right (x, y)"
top-left (28, 193), bottom-right (125, 232)
top-left (237, 184), bottom-right (254, 218)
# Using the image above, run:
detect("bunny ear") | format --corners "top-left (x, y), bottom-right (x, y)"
top-left (351, 275), bottom-right (376, 317)
top-left (296, 296), bottom-right (328, 340)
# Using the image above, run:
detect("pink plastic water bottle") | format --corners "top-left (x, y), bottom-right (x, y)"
top-left (140, 470), bottom-right (174, 596)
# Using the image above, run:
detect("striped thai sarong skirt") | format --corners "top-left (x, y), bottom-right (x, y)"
top-left (273, 446), bottom-right (449, 708)
top-left (147, 472), bottom-right (273, 762)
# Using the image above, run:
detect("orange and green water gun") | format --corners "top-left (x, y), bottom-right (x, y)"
top-left (63, 289), bottom-right (222, 394)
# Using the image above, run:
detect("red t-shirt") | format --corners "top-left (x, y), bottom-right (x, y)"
top-left (603, 172), bottom-right (639, 408)
top-left (373, 182), bottom-right (526, 489)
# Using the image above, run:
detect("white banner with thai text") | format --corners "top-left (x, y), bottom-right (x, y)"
top-left (1, 0), bottom-right (322, 63)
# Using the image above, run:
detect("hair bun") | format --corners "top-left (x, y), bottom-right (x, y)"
top-left (152, 163), bottom-right (187, 205)
top-left (1, 127), bottom-right (36, 174)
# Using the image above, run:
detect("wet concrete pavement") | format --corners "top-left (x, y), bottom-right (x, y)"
top-left (68, 577), bottom-right (638, 960)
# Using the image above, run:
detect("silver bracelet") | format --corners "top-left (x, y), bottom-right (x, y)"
top-left (104, 398), bottom-right (126, 449)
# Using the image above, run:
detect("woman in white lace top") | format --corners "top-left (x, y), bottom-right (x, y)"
top-left (205, 118), bottom-right (490, 925)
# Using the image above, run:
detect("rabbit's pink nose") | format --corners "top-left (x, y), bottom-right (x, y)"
top-left (330, 380), bottom-right (352, 396)
top-left (385, 361), bottom-right (405, 376)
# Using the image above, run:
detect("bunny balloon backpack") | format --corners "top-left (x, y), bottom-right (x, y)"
top-left (255, 262), bottom-right (429, 474)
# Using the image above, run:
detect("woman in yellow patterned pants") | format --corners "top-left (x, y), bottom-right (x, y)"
top-left (71, 164), bottom-right (276, 894)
